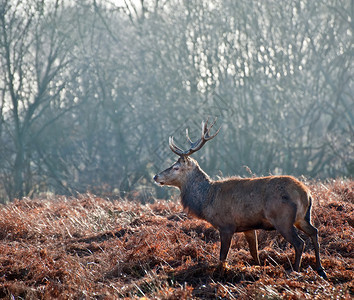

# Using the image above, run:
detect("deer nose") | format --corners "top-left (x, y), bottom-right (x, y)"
top-left (153, 175), bottom-right (158, 182)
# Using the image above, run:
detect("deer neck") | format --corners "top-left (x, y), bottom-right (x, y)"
top-left (180, 167), bottom-right (211, 219)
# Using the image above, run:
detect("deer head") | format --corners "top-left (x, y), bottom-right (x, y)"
top-left (154, 118), bottom-right (220, 188)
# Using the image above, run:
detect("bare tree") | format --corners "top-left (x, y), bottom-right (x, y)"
top-left (0, 0), bottom-right (78, 200)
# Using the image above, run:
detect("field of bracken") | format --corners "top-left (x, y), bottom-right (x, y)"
top-left (0, 179), bottom-right (353, 299)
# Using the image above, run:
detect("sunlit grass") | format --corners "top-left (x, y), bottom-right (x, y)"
top-left (0, 180), bottom-right (353, 298)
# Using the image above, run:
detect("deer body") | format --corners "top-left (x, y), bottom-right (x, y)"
top-left (154, 120), bottom-right (327, 279)
top-left (204, 175), bottom-right (308, 231)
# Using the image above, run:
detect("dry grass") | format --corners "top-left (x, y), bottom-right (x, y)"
top-left (0, 179), bottom-right (353, 299)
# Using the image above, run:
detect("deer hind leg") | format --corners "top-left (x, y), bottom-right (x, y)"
top-left (270, 204), bottom-right (304, 272)
top-left (244, 230), bottom-right (260, 265)
top-left (296, 219), bottom-right (327, 279)
top-left (276, 225), bottom-right (305, 272)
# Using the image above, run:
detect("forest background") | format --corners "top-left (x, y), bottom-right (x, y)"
top-left (0, 0), bottom-right (352, 202)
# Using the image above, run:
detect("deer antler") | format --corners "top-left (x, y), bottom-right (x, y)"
top-left (169, 118), bottom-right (220, 156)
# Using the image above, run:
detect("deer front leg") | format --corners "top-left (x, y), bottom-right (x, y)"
top-left (219, 230), bottom-right (233, 266)
top-left (244, 230), bottom-right (260, 265)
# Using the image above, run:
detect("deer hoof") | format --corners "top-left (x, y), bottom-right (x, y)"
top-left (317, 268), bottom-right (327, 280)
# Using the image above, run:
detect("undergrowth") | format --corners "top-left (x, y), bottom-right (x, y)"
top-left (0, 179), bottom-right (353, 299)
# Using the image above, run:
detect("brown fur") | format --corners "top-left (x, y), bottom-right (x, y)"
top-left (154, 156), bottom-right (327, 278)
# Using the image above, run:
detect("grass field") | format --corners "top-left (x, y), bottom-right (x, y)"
top-left (0, 179), bottom-right (353, 299)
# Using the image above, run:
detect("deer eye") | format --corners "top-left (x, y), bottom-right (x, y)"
top-left (173, 165), bottom-right (179, 171)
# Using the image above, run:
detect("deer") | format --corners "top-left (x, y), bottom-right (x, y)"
top-left (153, 119), bottom-right (327, 279)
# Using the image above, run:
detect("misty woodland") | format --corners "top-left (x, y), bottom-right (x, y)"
top-left (0, 0), bottom-right (352, 202)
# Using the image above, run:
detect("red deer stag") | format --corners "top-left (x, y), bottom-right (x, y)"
top-left (154, 119), bottom-right (327, 279)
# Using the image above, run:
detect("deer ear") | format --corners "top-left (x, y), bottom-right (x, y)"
top-left (179, 156), bottom-right (186, 162)
top-left (184, 156), bottom-right (193, 165)
top-left (179, 156), bottom-right (192, 166)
